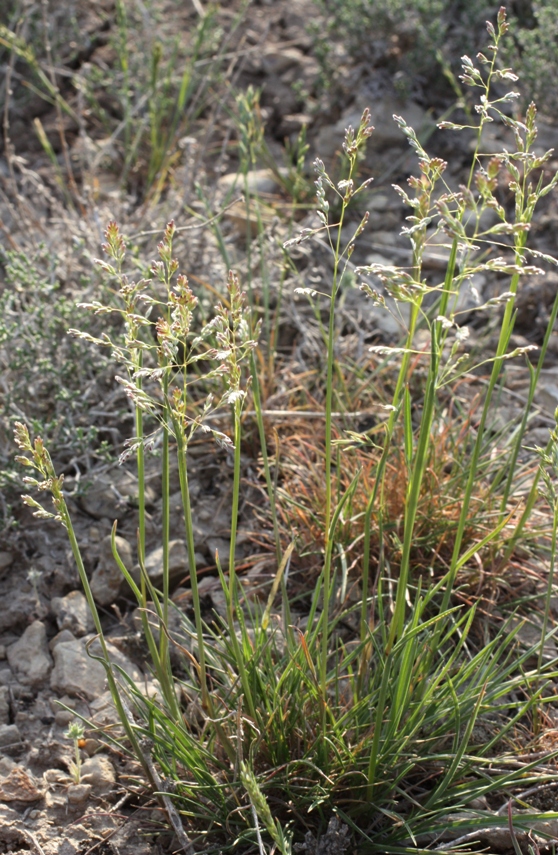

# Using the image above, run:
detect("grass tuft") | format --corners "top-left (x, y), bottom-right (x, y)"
top-left (12, 6), bottom-right (558, 853)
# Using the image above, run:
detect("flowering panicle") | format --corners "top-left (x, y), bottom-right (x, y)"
top-left (14, 422), bottom-right (65, 525)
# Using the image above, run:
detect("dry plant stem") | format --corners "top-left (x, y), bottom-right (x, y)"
top-left (141, 738), bottom-right (195, 855)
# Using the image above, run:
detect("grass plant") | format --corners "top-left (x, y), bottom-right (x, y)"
top-left (0, 0), bottom-right (248, 199)
top-left (312, 0), bottom-right (558, 116)
top-left (13, 6), bottom-right (558, 854)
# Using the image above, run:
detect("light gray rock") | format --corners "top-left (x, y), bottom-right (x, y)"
top-left (262, 46), bottom-right (306, 75)
top-left (139, 539), bottom-right (189, 587)
top-left (50, 636), bottom-right (143, 700)
top-left (468, 123), bottom-right (515, 155)
top-left (51, 591), bottom-right (94, 637)
top-left (51, 639), bottom-right (107, 700)
top-left (0, 552), bottom-right (13, 576)
top-left (0, 765), bottom-right (43, 801)
top-left (456, 273), bottom-right (484, 313)
top-left (508, 615), bottom-right (557, 663)
top-left (88, 691), bottom-right (119, 727)
top-left (0, 724), bottom-right (22, 751)
top-left (55, 708), bottom-right (76, 728)
top-left (218, 168), bottom-right (286, 196)
top-left (0, 666), bottom-right (17, 688)
top-left (49, 629), bottom-right (76, 650)
top-left (0, 755), bottom-right (16, 776)
top-left (0, 687), bottom-right (9, 725)
top-left (67, 783), bottom-right (91, 804)
top-left (91, 534), bottom-right (134, 606)
top-left (80, 755), bottom-right (115, 793)
top-left (7, 621), bottom-right (52, 686)
top-left (79, 469), bottom-right (154, 520)
top-left (535, 381), bottom-right (558, 413)
top-left (0, 591), bottom-right (43, 632)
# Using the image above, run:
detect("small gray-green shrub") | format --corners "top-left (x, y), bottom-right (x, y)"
top-left (0, 246), bottom-right (114, 516)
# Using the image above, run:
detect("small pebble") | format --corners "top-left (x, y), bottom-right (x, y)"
top-left (48, 629), bottom-right (76, 651)
top-left (55, 709), bottom-right (75, 728)
top-left (80, 755), bottom-right (115, 792)
top-left (82, 738), bottom-right (100, 756)
top-left (0, 724), bottom-right (22, 751)
top-left (67, 783), bottom-right (91, 804)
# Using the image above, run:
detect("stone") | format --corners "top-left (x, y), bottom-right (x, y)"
top-left (50, 637), bottom-right (143, 700)
top-left (51, 591), bottom-right (94, 637)
top-left (88, 526), bottom-right (102, 543)
top-left (0, 804), bottom-right (21, 842)
top-left (422, 244), bottom-right (454, 271)
top-left (79, 469), bottom-right (154, 520)
top-left (0, 591), bottom-right (43, 632)
top-left (0, 552), bottom-right (13, 576)
top-left (50, 639), bottom-right (106, 699)
top-left (90, 534), bottom-right (134, 606)
top-left (223, 198), bottom-right (277, 238)
top-left (456, 273), bottom-right (484, 314)
top-left (80, 755), bottom-right (115, 793)
top-left (0, 756), bottom-right (15, 776)
top-left (0, 765), bottom-right (44, 802)
top-left (53, 695), bottom-right (81, 728)
top-left (7, 621), bottom-right (52, 687)
top-left (218, 168), bottom-right (286, 196)
top-left (0, 646), bottom-right (5, 660)
top-left (43, 768), bottom-right (72, 786)
top-left (0, 666), bottom-right (16, 688)
top-left (0, 687), bottom-right (8, 725)
top-left (88, 691), bottom-right (119, 727)
top-left (509, 615), bottom-right (557, 663)
top-left (535, 381), bottom-right (558, 413)
top-left (139, 539), bottom-right (189, 587)
top-left (49, 629), bottom-right (77, 650)
top-left (67, 783), bottom-right (91, 804)
top-left (0, 724), bottom-right (22, 751)
top-left (262, 46), bottom-right (306, 75)
top-left (55, 708), bottom-right (75, 728)
top-left (368, 193), bottom-right (400, 212)
top-left (468, 123), bottom-right (515, 155)
top-left (82, 738), bottom-right (100, 756)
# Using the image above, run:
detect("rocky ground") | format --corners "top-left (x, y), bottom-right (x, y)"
top-left (1, 0), bottom-right (558, 852)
